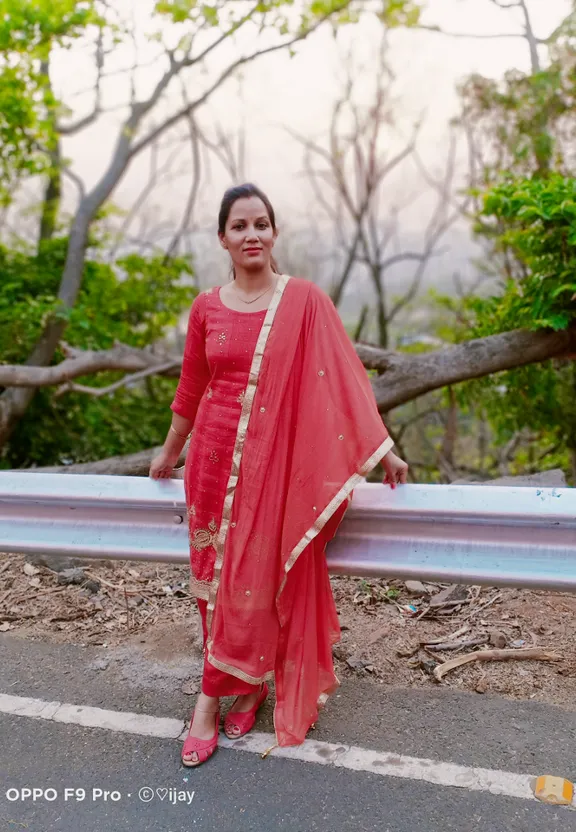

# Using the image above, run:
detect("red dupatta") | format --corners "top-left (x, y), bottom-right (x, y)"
top-left (205, 276), bottom-right (392, 747)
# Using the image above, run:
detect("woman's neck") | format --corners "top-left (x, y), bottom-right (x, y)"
top-left (233, 266), bottom-right (275, 293)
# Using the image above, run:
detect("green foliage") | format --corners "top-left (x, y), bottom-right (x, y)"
top-left (457, 48), bottom-right (576, 181)
top-left (0, 0), bottom-right (95, 49)
top-left (443, 175), bottom-right (576, 475)
top-left (0, 238), bottom-right (195, 468)
top-left (378, 0), bottom-right (420, 26)
top-left (471, 175), bottom-right (576, 334)
top-left (10, 376), bottom-right (184, 471)
top-left (0, 0), bottom-right (99, 202)
top-left (154, 0), bottom-right (422, 46)
top-left (448, 28), bottom-right (576, 482)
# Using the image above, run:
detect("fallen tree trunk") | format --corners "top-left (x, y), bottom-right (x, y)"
top-left (4, 326), bottom-right (575, 475)
top-left (357, 326), bottom-right (576, 411)
top-left (22, 445), bottom-right (186, 477)
top-left (2, 327), bottom-right (575, 412)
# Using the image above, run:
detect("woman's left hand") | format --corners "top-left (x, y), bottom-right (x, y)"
top-left (382, 451), bottom-right (409, 489)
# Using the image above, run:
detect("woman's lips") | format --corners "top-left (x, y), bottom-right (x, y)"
top-left (244, 248), bottom-right (262, 255)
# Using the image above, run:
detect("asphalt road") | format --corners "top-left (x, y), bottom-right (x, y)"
top-left (1, 634), bottom-right (576, 832)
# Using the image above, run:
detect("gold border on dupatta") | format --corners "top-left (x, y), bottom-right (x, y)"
top-left (208, 652), bottom-right (275, 685)
top-left (267, 435), bottom-right (394, 752)
top-left (276, 435), bottom-right (394, 601)
top-left (204, 274), bottom-right (290, 673)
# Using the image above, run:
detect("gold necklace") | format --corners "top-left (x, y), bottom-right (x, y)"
top-left (232, 279), bottom-right (276, 305)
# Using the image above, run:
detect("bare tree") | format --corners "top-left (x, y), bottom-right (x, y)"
top-left (420, 0), bottom-right (575, 74)
top-left (291, 35), bottom-right (464, 347)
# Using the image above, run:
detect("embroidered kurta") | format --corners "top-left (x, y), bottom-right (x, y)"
top-left (171, 288), bottom-right (266, 601)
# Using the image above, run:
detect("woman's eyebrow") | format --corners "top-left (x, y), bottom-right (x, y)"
top-left (231, 216), bottom-right (269, 222)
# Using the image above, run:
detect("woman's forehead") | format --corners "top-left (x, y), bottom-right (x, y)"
top-left (227, 196), bottom-right (268, 222)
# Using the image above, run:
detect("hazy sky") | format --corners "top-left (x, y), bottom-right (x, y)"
top-left (44, 0), bottom-right (571, 292)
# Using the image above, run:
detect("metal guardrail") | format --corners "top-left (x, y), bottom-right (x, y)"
top-left (0, 473), bottom-right (575, 591)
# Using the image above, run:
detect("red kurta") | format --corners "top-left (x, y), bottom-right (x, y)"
top-left (171, 288), bottom-right (267, 694)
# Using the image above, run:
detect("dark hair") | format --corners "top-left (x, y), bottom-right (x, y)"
top-left (218, 183), bottom-right (280, 275)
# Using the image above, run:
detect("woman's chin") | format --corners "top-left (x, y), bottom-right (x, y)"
top-left (242, 256), bottom-right (267, 271)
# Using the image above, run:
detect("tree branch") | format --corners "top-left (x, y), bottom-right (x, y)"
top-left (61, 165), bottom-right (86, 201)
top-left (59, 28), bottom-right (105, 135)
top-left (418, 25), bottom-right (530, 40)
top-left (54, 360), bottom-right (180, 398)
top-left (518, 0), bottom-right (541, 72)
top-left (0, 345), bottom-right (182, 389)
top-left (164, 83), bottom-right (202, 261)
top-left (130, 6), bottom-right (344, 159)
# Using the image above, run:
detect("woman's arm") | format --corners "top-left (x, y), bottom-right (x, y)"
top-left (150, 294), bottom-right (210, 479)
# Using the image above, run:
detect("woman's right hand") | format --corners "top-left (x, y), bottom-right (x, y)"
top-left (149, 449), bottom-right (179, 480)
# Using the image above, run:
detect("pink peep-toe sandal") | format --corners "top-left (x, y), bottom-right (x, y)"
top-left (181, 707), bottom-right (220, 767)
top-left (224, 683), bottom-right (269, 739)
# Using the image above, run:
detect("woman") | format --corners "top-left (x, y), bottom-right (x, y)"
top-left (149, 183), bottom-right (408, 767)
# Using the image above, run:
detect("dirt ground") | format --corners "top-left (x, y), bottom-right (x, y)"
top-left (1, 551), bottom-right (576, 710)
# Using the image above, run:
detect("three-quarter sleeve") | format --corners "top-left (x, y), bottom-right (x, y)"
top-left (170, 292), bottom-right (211, 423)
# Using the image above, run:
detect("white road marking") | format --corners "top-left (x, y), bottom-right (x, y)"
top-left (0, 693), bottom-right (183, 739)
top-left (0, 692), bottom-right (568, 806)
top-left (220, 733), bottom-right (537, 801)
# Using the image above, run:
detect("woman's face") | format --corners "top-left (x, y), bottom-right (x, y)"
top-left (219, 197), bottom-right (277, 273)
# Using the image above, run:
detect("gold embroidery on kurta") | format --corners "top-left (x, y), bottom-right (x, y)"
top-left (189, 575), bottom-right (212, 600)
top-left (218, 332), bottom-right (227, 344)
top-left (209, 450), bottom-right (219, 463)
top-left (191, 517), bottom-right (218, 551)
top-left (237, 389), bottom-right (245, 405)
top-left (207, 388), bottom-right (213, 399)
